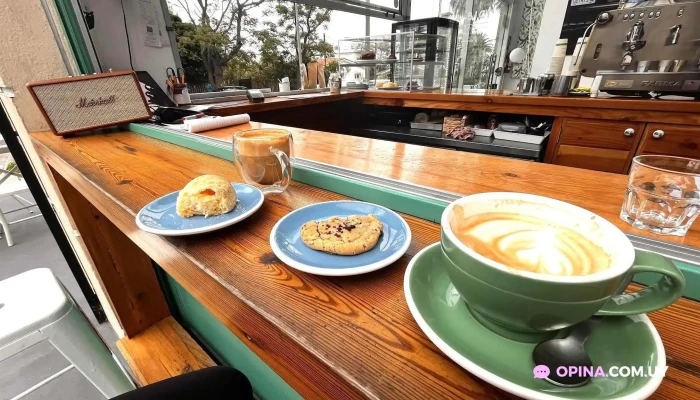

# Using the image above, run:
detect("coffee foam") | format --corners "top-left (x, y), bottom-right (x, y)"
top-left (235, 129), bottom-right (291, 157)
top-left (449, 201), bottom-right (614, 277)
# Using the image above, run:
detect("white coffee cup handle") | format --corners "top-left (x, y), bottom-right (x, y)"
top-left (270, 147), bottom-right (291, 192)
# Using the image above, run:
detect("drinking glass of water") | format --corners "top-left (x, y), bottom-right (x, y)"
top-left (621, 155), bottom-right (700, 236)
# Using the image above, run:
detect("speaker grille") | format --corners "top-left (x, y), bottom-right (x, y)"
top-left (32, 74), bottom-right (150, 133)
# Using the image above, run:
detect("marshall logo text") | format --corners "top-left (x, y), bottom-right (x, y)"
top-left (75, 95), bottom-right (116, 108)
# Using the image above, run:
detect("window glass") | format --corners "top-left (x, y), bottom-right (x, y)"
top-left (169, 1), bottom-right (395, 92)
top-left (369, 0), bottom-right (400, 10)
top-left (461, 2), bottom-right (503, 89)
top-left (370, 17), bottom-right (393, 36)
top-left (410, 0), bottom-right (440, 19)
top-left (450, 0), bottom-right (510, 91)
top-left (169, 1), bottom-right (330, 91)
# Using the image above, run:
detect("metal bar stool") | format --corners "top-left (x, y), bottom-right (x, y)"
top-left (0, 145), bottom-right (43, 246)
top-left (0, 268), bottom-right (136, 398)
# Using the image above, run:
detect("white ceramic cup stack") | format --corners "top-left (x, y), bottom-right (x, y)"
top-left (279, 77), bottom-right (291, 92)
top-left (546, 38), bottom-right (568, 75)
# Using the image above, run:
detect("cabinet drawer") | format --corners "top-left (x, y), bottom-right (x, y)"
top-left (560, 119), bottom-right (644, 150)
top-left (554, 145), bottom-right (629, 174)
top-left (638, 124), bottom-right (700, 159)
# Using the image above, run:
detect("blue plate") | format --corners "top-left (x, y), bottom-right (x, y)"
top-left (270, 201), bottom-right (411, 276)
top-left (136, 183), bottom-right (264, 236)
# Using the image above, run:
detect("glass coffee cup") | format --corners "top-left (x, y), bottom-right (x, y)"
top-left (621, 155), bottom-right (700, 236)
top-left (233, 129), bottom-right (293, 194)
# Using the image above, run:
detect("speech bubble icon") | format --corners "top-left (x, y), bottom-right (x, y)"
top-left (533, 365), bottom-right (550, 379)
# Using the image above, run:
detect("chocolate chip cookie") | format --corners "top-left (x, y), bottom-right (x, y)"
top-left (300, 215), bottom-right (383, 255)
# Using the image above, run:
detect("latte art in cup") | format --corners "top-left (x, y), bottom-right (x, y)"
top-left (449, 205), bottom-right (612, 276)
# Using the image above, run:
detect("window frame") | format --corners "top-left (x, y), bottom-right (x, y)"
top-left (294, 0), bottom-right (411, 21)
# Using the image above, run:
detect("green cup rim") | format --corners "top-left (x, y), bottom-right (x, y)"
top-left (441, 192), bottom-right (636, 284)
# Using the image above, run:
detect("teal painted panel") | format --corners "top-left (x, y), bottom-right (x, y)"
top-left (133, 125), bottom-right (700, 301)
top-left (292, 167), bottom-right (446, 223)
top-left (128, 124), bottom-right (232, 160)
top-left (159, 269), bottom-right (302, 400)
top-left (53, 0), bottom-right (95, 74)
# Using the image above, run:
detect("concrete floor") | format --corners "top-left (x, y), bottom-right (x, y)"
top-left (0, 190), bottom-right (125, 400)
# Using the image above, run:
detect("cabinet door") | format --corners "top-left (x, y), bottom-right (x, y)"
top-left (553, 118), bottom-right (644, 173)
top-left (637, 124), bottom-right (700, 159)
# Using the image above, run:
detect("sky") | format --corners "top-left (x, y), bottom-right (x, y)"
top-left (168, 0), bottom-right (501, 55)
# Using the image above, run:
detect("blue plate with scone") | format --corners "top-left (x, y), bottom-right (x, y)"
top-left (270, 201), bottom-right (411, 276)
top-left (136, 176), bottom-right (263, 236)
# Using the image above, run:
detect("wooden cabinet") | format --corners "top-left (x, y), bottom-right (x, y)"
top-left (552, 118), bottom-right (644, 173)
top-left (637, 124), bottom-right (700, 159)
top-left (550, 119), bottom-right (700, 173)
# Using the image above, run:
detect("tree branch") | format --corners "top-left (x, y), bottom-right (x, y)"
top-left (196, 0), bottom-right (209, 26)
top-left (214, 0), bottom-right (233, 31)
top-left (173, 0), bottom-right (196, 24)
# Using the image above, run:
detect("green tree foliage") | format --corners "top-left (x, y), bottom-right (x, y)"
top-left (462, 31), bottom-right (494, 87)
top-left (265, 2), bottom-right (333, 64)
top-left (224, 30), bottom-right (297, 88)
top-left (171, 0), bottom-right (266, 88)
top-left (325, 59), bottom-right (339, 74)
top-left (450, 0), bottom-right (501, 19)
top-left (170, 13), bottom-right (208, 83)
top-left (170, 0), bottom-right (334, 89)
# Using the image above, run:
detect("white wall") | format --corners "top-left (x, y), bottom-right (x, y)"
top-left (80, 0), bottom-right (176, 92)
top-left (529, 0), bottom-right (567, 77)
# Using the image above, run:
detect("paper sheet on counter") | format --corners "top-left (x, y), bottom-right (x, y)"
top-left (184, 114), bottom-right (251, 133)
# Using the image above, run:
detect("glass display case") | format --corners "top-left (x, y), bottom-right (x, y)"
top-left (338, 32), bottom-right (450, 93)
top-left (338, 33), bottom-right (413, 91)
top-left (392, 32), bottom-right (450, 93)
top-left (392, 17), bottom-right (459, 92)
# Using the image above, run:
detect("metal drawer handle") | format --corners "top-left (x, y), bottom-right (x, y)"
top-left (652, 130), bottom-right (665, 139)
top-left (624, 128), bottom-right (635, 137)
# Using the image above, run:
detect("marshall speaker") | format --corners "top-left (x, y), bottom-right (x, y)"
top-left (27, 71), bottom-right (152, 136)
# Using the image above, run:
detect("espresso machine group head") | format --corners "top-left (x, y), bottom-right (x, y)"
top-left (579, 0), bottom-right (700, 98)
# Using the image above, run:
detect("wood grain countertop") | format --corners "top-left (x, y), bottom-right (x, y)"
top-left (205, 90), bottom-right (700, 125)
top-left (206, 91), bottom-right (363, 116)
top-left (31, 126), bottom-right (700, 399)
top-left (200, 121), bottom-right (700, 246)
top-left (361, 91), bottom-right (700, 114)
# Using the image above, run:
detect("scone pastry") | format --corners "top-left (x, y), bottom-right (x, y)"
top-left (176, 175), bottom-right (237, 218)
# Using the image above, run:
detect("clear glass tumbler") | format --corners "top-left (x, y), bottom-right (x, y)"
top-left (233, 129), bottom-right (293, 194)
top-left (621, 155), bottom-right (700, 236)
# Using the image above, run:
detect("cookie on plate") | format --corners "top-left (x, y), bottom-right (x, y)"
top-left (176, 175), bottom-right (236, 218)
top-left (300, 215), bottom-right (383, 255)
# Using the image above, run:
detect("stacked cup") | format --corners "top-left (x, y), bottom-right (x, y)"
top-left (546, 39), bottom-right (568, 75)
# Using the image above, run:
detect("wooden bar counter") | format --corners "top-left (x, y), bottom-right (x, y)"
top-left (30, 122), bottom-right (700, 399)
top-left (208, 91), bottom-right (700, 174)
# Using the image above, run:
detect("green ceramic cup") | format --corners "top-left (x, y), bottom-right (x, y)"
top-left (440, 192), bottom-right (686, 343)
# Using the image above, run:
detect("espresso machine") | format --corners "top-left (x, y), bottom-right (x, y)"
top-left (579, 0), bottom-right (700, 98)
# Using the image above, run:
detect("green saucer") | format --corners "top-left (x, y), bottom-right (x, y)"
top-left (404, 243), bottom-right (666, 400)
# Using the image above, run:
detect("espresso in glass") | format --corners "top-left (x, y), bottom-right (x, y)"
top-left (449, 204), bottom-right (612, 277)
top-left (233, 129), bottom-right (293, 194)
